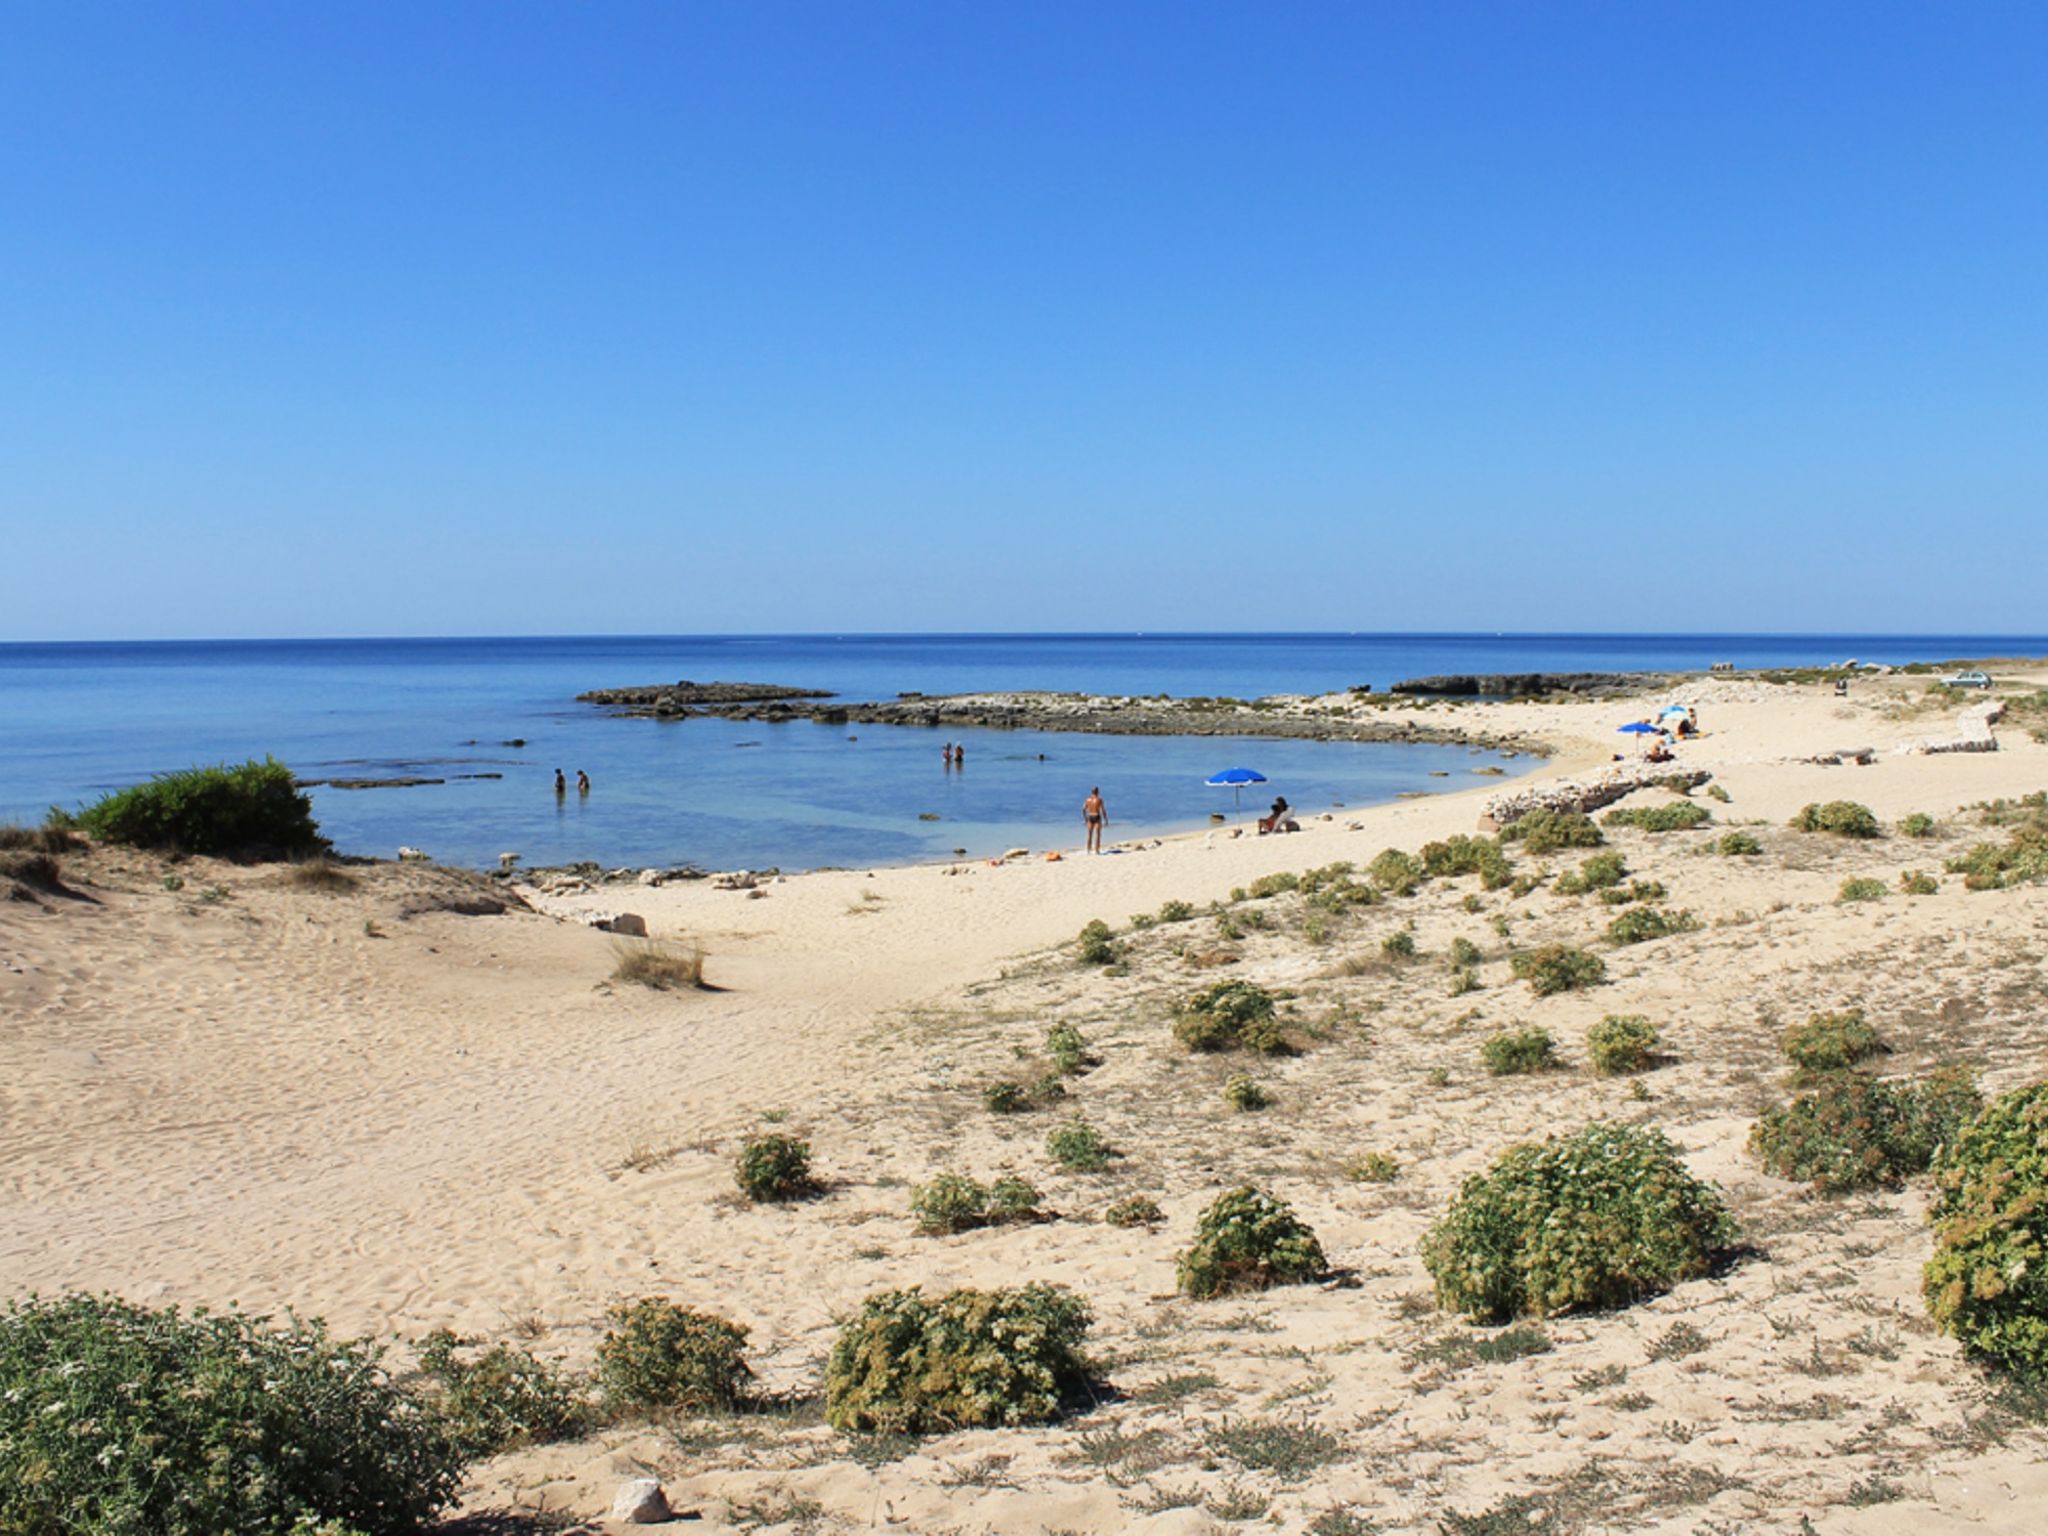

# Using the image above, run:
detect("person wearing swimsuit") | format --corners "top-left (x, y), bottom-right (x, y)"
top-left (1083, 787), bottom-right (1108, 854)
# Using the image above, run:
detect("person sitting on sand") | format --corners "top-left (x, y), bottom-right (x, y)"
top-left (1083, 787), bottom-right (1108, 853)
top-left (1260, 796), bottom-right (1293, 835)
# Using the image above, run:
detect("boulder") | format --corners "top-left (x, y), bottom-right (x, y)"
top-left (610, 1477), bottom-right (671, 1523)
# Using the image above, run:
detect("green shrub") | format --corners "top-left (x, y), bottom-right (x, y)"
top-left (1552, 851), bottom-right (1627, 896)
top-left (1596, 878), bottom-right (1666, 906)
top-left (1837, 877), bottom-right (1887, 903)
top-left (910, 1173), bottom-right (1042, 1233)
top-left (596, 1298), bottom-right (751, 1410)
top-left (1296, 860), bottom-right (1355, 892)
top-left (416, 1329), bottom-right (590, 1457)
top-left (0, 1294), bottom-right (462, 1536)
top-left (1510, 944), bottom-right (1607, 997)
top-left (1156, 899), bottom-right (1196, 923)
top-left (734, 1132), bottom-right (816, 1202)
top-left (1481, 1027), bottom-right (1556, 1076)
top-left (1717, 831), bottom-right (1763, 857)
top-left (824, 1283), bottom-right (1094, 1434)
top-left (1791, 801), bottom-right (1882, 838)
top-left (983, 1080), bottom-right (1033, 1114)
top-left (1449, 937), bottom-right (1483, 968)
top-left (1175, 1186), bottom-right (1327, 1299)
top-left (1705, 783), bottom-right (1731, 803)
top-left (1751, 1070), bottom-right (1981, 1194)
top-left (1899, 813), bottom-right (1937, 838)
top-left (1780, 1010), bottom-right (1886, 1075)
top-left (1380, 929), bottom-right (1416, 959)
top-left (1448, 966), bottom-right (1481, 996)
top-left (1420, 835), bottom-right (1514, 889)
top-left (1420, 1123), bottom-right (1736, 1322)
top-left (1248, 871), bottom-right (1300, 899)
top-left (74, 759), bottom-right (327, 858)
top-left (1046, 1117), bottom-right (1111, 1171)
top-left (1945, 822), bottom-right (2048, 889)
top-left (1046, 1022), bottom-right (1093, 1075)
top-left (1498, 809), bottom-right (1603, 854)
top-left (1607, 906), bottom-right (1700, 945)
top-left (1077, 919), bottom-right (1119, 965)
top-left (1603, 801), bottom-right (1712, 832)
top-left (1103, 1194), bottom-right (1165, 1227)
top-left (1588, 1015), bottom-right (1660, 1075)
top-left (1899, 870), bottom-right (1940, 895)
top-left (1349, 1152), bottom-right (1400, 1184)
top-left (1174, 979), bottom-right (1288, 1053)
top-left (1924, 1082), bottom-right (2048, 1370)
top-left (1367, 848), bottom-right (1424, 895)
top-left (1225, 1074), bottom-right (1271, 1112)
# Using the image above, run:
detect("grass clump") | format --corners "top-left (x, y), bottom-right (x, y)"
top-left (597, 1297), bottom-right (752, 1411)
top-left (1421, 1123), bottom-right (1736, 1322)
top-left (1077, 918), bottom-right (1119, 965)
top-left (1945, 820), bottom-right (2048, 890)
top-left (1607, 906), bottom-right (1700, 945)
top-left (1449, 936), bottom-right (1483, 968)
top-left (910, 1173), bottom-right (1043, 1234)
top-left (1899, 812), bottom-right (1937, 838)
top-left (1156, 899), bottom-right (1196, 923)
top-left (1510, 944), bottom-right (1607, 997)
top-left (612, 937), bottom-right (706, 989)
top-left (823, 1284), bottom-right (1093, 1433)
top-left (1498, 808), bottom-right (1603, 854)
top-left (1899, 869), bottom-right (1940, 895)
top-left (1380, 928), bottom-right (1416, 960)
top-left (982, 1081), bottom-right (1033, 1114)
top-left (1046, 1117), bottom-right (1111, 1171)
top-left (1175, 1186), bottom-right (1327, 1299)
top-left (1780, 1009), bottom-right (1887, 1075)
top-left (1604, 801), bottom-right (1712, 833)
top-left (0, 1293), bottom-right (462, 1536)
top-left (416, 1329), bottom-right (590, 1456)
top-left (1588, 1015), bottom-right (1660, 1075)
top-left (1248, 871), bottom-right (1301, 899)
top-left (1224, 1074), bottom-right (1272, 1112)
top-left (1103, 1194), bottom-right (1165, 1228)
top-left (1367, 847), bottom-right (1423, 895)
top-left (1174, 979), bottom-right (1288, 1053)
top-left (734, 1132), bottom-right (817, 1202)
top-left (1924, 1082), bottom-right (2048, 1371)
top-left (1349, 1152), bottom-right (1400, 1184)
top-left (1791, 800), bottom-right (1882, 838)
top-left (1420, 834), bottom-right (1514, 889)
top-left (1838, 877), bottom-right (1887, 903)
top-left (1481, 1027), bottom-right (1556, 1076)
top-left (73, 758), bottom-right (327, 858)
top-left (1045, 1021), bottom-right (1094, 1075)
top-left (1751, 1069), bottom-right (1981, 1194)
top-left (1717, 830), bottom-right (1763, 857)
top-left (1552, 851), bottom-right (1627, 895)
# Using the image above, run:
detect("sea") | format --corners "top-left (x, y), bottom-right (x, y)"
top-left (3, 633), bottom-right (2039, 872)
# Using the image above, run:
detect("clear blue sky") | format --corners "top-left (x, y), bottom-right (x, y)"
top-left (3, 3), bottom-right (2043, 640)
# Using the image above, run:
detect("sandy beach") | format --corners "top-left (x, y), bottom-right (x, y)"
top-left (6, 668), bottom-right (2048, 1534)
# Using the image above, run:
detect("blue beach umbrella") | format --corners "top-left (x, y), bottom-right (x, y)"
top-left (1617, 722), bottom-right (1660, 735)
top-left (1206, 765), bottom-right (1268, 807)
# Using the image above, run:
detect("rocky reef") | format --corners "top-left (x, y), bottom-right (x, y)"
top-left (1389, 672), bottom-right (1655, 698)
top-left (576, 681), bottom-right (835, 716)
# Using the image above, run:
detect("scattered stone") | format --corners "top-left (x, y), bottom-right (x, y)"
top-left (397, 846), bottom-right (429, 861)
top-left (610, 1477), bottom-right (671, 1523)
top-left (638, 868), bottom-right (664, 886)
top-left (712, 871), bottom-right (760, 890)
top-left (1483, 766), bottom-right (1712, 828)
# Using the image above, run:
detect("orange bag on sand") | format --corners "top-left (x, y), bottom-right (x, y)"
top-left (1045, 851), bottom-right (1063, 862)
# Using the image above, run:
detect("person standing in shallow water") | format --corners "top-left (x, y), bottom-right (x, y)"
top-left (576, 769), bottom-right (590, 794)
top-left (553, 769), bottom-right (566, 796)
top-left (1083, 786), bottom-right (1108, 854)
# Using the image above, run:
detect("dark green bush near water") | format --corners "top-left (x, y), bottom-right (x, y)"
top-left (1421, 1124), bottom-right (1736, 1323)
top-left (0, 1293), bottom-right (462, 1536)
top-left (1924, 1083), bottom-right (2048, 1371)
top-left (823, 1285), bottom-right (1094, 1433)
top-left (1750, 1070), bottom-right (1981, 1195)
top-left (1175, 1187), bottom-right (1327, 1299)
top-left (73, 759), bottom-right (327, 858)
top-left (596, 1298), bottom-right (752, 1411)
top-left (1497, 809), bottom-right (1603, 855)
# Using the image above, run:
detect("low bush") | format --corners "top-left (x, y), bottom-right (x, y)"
top-left (1349, 1152), bottom-right (1400, 1184)
top-left (1447, 966), bottom-right (1481, 996)
top-left (824, 1284), bottom-right (1094, 1433)
top-left (0, 1294), bottom-right (462, 1536)
top-left (1380, 929), bottom-right (1416, 959)
top-left (1588, 1015), bottom-right (1660, 1075)
top-left (1945, 822), bottom-right (2048, 890)
top-left (1367, 848), bottom-right (1424, 895)
top-left (1498, 809), bottom-right (1603, 855)
top-left (1596, 878), bottom-right (1666, 906)
top-left (910, 1173), bottom-right (1042, 1234)
top-left (1924, 1083), bottom-right (2048, 1370)
top-left (1248, 871), bottom-right (1300, 899)
top-left (1481, 1027), bottom-right (1556, 1076)
top-left (612, 938), bottom-right (706, 989)
top-left (74, 758), bottom-right (327, 858)
top-left (1045, 1022), bottom-right (1093, 1075)
top-left (1449, 936), bottom-right (1483, 968)
top-left (1899, 869), bottom-right (1940, 895)
top-left (1510, 945), bottom-right (1607, 997)
top-left (1103, 1194), bottom-right (1165, 1227)
top-left (1750, 1069), bottom-right (1981, 1194)
top-left (1175, 1186), bottom-right (1328, 1299)
top-left (1838, 877), bottom-right (1887, 903)
top-left (1420, 835), bottom-right (1514, 889)
top-left (982, 1081), bottom-right (1033, 1113)
top-left (1552, 851), bottom-right (1628, 896)
top-left (734, 1132), bottom-right (817, 1202)
top-left (1607, 906), bottom-right (1700, 945)
top-left (1420, 1123), bottom-right (1736, 1322)
top-left (416, 1329), bottom-right (590, 1456)
top-left (1780, 1010), bottom-right (1886, 1075)
top-left (1174, 979), bottom-right (1288, 1053)
top-left (1899, 813), bottom-right (1937, 838)
top-left (1717, 830), bottom-right (1763, 857)
top-left (1603, 801), bottom-right (1712, 833)
top-left (1791, 800), bottom-right (1882, 838)
top-left (597, 1298), bottom-right (752, 1411)
top-left (1077, 919), bottom-right (1119, 965)
top-left (1046, 1117), bottom-right (1111, 1171)
top-left (1157, 899), bottom-right (1196, 923)
top-left (1225, 1074), bottom-right (1271, 1112)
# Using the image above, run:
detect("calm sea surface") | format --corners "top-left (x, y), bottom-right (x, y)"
top-left (3, 633), bottom-right (2039, 871)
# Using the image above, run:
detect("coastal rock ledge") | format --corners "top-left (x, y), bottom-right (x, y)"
top-left (576, 681), bottom-right (834, 717)
top-left (1391, 672), bottom-right (1653, 697)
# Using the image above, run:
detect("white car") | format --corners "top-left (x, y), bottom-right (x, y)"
top-left (1943, 670), bottom-right (1994, 689)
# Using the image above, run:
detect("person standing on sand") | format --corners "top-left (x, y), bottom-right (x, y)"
top-left (1083, 787), bottom-right (1108, 853)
